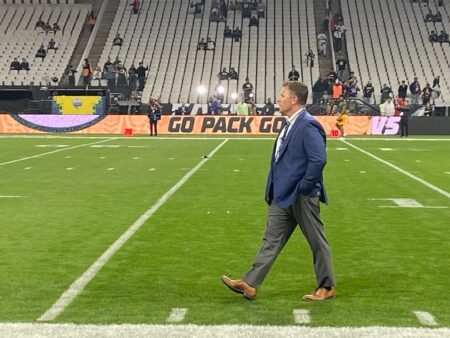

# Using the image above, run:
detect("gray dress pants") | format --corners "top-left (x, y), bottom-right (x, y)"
top-left (243, 194), bottom-right (335, 289)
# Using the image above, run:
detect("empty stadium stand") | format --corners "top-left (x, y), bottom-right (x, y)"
top-left (1, 0), bottom-right (448, 107)
top-left (96, 0), bottom-right (320, 104)
top-left (0, 3), bottom-right (91, 86)
top-left (1, 0), bottom-right (75, 4)
top-left (341, 0), bottom-right (449, 102)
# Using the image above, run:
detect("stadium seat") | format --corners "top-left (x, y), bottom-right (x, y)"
top-left (0, 3), bottom-right (91, 87)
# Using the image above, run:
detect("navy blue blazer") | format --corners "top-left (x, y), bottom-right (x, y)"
top-left (265, 109), bottom-right (328, 208)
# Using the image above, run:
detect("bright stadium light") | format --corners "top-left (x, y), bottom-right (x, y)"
top-left (231, 92), bottom-right (238, 101)
top-left (217, 85), bottom-right (225, 94)
top-left (197, 85), bottom-right (206, 95)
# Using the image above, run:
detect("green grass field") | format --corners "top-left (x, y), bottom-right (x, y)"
top-left (0, 135), bottom-right (449, 331)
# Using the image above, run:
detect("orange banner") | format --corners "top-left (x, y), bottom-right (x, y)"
top-left (0, 114), bottom-right (372, 135)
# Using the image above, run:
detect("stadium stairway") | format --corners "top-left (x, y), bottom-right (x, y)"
top-left (81, 0), bottom-right (121, 76)
top-left (313, 0), bottom-right (333, 79)
top-left (59, 0), bottom-right (102, 85)
top-left (58, 0), bottom-right (120, 85)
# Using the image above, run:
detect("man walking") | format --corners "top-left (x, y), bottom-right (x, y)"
top-left (222, 81), bottom-right (336, 301)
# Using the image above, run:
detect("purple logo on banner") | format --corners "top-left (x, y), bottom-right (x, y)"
top-left (371, 116), bottom-right (401, 135)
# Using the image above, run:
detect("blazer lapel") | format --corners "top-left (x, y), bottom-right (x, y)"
top-left (275, 109), bottom-right (306, 164)
top-left (271, 119), bottom-right (288, 162)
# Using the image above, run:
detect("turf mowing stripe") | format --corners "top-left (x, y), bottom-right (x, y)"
top-left (1, 135), bottom-right (450, 141)
top-left (166, 308), bottom-right (188, 323)
top-left (0, 323), bottom-right (449, 337)
top-left (342, 140), bottom-right (450, 199)
top-left (37, 139), bottom-right (229, 322)
top-left (413, 311), bottom-right (438, 326)
top-left (0, 138), bottom-right (116, 167)
top-left (293, 309), bottom-right (310, 325)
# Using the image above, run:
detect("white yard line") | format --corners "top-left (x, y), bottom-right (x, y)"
top-left (37, 140), bottom-right (228, 322)
top-left (0, 323), bottom-right (448, 337)
top-left (341, 140), bottom-right (450, 199)
top-left (166, 308), bottom-right (188, 323)
top-left (413, 311), bottom-right (438, 326)
top-left (0, 138), bottom-right (116, 167)
top-left (379, 206), bottom-right (448, 209)
top-left (293, 309), bottom-right (310, 325)
top-left (0, 195), bottom-right (23, 198)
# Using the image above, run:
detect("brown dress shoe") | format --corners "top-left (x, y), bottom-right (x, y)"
top-left (302, 287), bottom-right (336, 301)
top-left (221, 275), bottom-right (257, 300)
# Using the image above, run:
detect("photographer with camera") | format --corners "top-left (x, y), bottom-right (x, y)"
top-left (148, 98), bottom-right (161, 136)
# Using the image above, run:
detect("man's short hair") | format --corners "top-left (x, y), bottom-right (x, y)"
top-left (283, 81), bottom-right (309, 104)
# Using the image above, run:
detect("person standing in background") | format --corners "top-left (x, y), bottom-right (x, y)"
top-left (136, 62), bottom-right (149, 91)
top-left (148, 98), bottom-right (161, 136)
top-left (236, 97), bottom-right (249, 116)
top-left (409, 77), bottom-right (421, 105)
top-left (88, 10), bottom-right (96, 31)
top-left (398, 80), bottom-right (408, 99)
top-left (82, 59), bottom-right (93, 86)
top-left (262, 98), bottom-right (275, 115)
top-left (400, 100), bottom-right (410, 137)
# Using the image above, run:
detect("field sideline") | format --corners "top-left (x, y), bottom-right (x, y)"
top-left (0, 135), bottom-right (449, 337)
